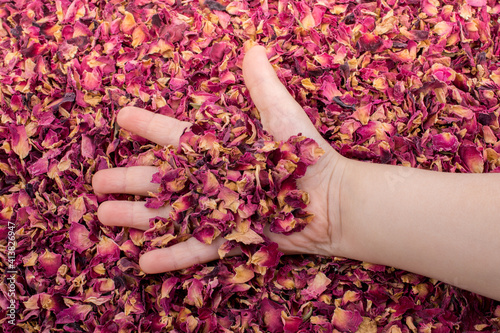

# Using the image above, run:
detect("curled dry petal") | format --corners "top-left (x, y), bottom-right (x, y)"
top-left (55, 304), bottom-right (93, 324)
top-left (260, 298), bottom-right (285, 333)
top-left (97, 236), bottom-right (121, 260)
top-left (301, 272), bottom-right (331, 300)
top-left (8, 124), bottom-right (31, 159)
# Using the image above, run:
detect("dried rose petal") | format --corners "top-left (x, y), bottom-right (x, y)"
top-left (432, 133), bottom-right (460, 153)
top-left (260, 298), bottom-right (285, 332)
top-left (331, 308), bottom-right (363, 332)
top-left (55, 304), bottom-right (93, 324)
top-left (38, 250), bottom-right (62, 277)
top-left (96, 236), bottom-right (121, 260)
top-left (250, 242), bottom-right (282, 268)
top-left (68, 222), bottom-right (94, 253)
top-left (459, 144), bottom-right (485, 173)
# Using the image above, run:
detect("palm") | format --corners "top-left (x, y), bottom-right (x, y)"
top-left (266, 149), bottom-right (338, 256)
top-left (93, 46), bottom-right (345, 273)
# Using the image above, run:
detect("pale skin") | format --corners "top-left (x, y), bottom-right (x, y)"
top-left (93, 45), bottom-right (500, 301)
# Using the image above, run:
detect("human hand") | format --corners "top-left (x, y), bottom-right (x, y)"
top-left (92, 45), bottom-right (349, 274)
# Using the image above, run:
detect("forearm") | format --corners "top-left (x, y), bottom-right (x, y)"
top-left (337, 159), bottom-right (500, 301)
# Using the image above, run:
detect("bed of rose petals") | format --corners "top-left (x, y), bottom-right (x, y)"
top-left (1, 0), bottom-right (500, 331)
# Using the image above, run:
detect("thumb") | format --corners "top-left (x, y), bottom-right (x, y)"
top-left (242, 45), bottom-right (330, 151)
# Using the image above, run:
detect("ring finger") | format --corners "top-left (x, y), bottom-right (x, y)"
top-left (97, 201), bottom-right (172, 230)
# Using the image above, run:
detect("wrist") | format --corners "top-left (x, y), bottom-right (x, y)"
top-left (330, 158), bottom-right (384, 262)
top-left (325, 152), bottom-right (351, 257)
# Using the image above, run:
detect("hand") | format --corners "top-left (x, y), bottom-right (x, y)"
top-left (92, 45), bottom-right (349, 274)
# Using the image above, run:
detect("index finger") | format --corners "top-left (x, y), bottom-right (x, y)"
top-left (117, 106), bottom-right (191, 146)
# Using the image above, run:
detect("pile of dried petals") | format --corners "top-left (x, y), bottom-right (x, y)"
top-left (1, 0), bottom-right (499, 331)
top-left (143, 105), bottom-right (323, 254)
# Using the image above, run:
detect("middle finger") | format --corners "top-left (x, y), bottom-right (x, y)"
top-left (117, 106), bottom-right (191, 146)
